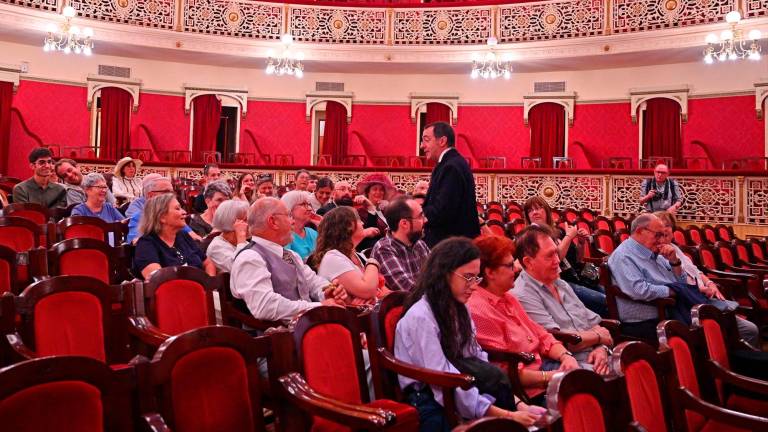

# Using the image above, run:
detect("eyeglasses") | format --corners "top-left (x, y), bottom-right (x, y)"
top-left (35, 159), bottom-right (54, 166)
top-left (453, 272), bottom-right (483, 286)
top-left (497, 262), bottom-right (516, 269)
top-left (406, 214), bottom-right (426, 221)
top-left (172, 247), bottom-right (187, 265)
top-left (272, 212), bottom-right (291, 218)
top-left (645, 228), bottom-right (666, 239)
top-left (152, 189), bottom-right (174, 194)
top-left (90, 186), bottom-right (108, 190)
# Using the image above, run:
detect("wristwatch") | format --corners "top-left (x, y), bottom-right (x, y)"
top-left (559, 351), bottom-right (574, 361)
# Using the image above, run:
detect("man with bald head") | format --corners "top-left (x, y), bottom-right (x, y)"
top-left (639, 164), bottom-right (683, 214)
top-left (317, 180), bottom-right (354, 216)
top-left (230, 197), bottom-right (346, 323)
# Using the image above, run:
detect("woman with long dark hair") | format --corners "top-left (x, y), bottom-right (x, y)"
top-left (395, 237), bottom-right (543, 431)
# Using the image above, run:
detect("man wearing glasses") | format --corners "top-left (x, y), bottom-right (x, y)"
top-left (12, 148), bottom-right (67, 208)
top-left (639, 164), bottom-right (683, 214)
top-left (607, 213), bottom-right (685, 341)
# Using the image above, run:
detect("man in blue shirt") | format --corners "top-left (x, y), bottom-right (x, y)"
top-left (607, 213), bottom-right (683, 341)
top-left (126, 177), bottom-right (198, 243)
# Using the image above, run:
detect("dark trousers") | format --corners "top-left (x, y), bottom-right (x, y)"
top-left (620, 319), bottom-right (660, 344)
top-left (403, 385), bottom-right (451, 432)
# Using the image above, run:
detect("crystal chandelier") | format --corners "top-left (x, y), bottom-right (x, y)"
top-left (470, 37), bottom-right (512, 80)
top-left (265, 34), bottom-right (304, 78)
top-left (703, 11), bottom-right (761, 63)
top-left (43, 6), bottom-right (93, 55)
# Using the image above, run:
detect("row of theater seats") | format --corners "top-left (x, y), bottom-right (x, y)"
top-left (0, 270), bottom-right (765, 431)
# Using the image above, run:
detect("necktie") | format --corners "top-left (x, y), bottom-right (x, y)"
top-left (282, 249), bottom-right (296, 266)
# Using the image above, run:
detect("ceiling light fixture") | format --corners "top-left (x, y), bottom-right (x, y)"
top-left (43, 6), bottom-right (93, 55)
top-left (265, 34), bottom-right (304, 78)
top-left (470, 37), bottom-right (512, 80)
top-left (703, 11), bottom-right (761, 63)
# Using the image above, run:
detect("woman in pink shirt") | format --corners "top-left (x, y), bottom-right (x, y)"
top-left (469, 235), bottom-right (579, 405)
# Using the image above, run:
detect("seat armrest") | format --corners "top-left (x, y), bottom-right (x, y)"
top-left (706, 360), bottom-right (768, 395)
top-left (549, 330), bottom-right (583, 345)
top-left (6, 332), bottom-right (37, 361)
top-left (484, 348), bottom-right (535, 365)
top-left (127, 316), bottom-right (171, 348)
top-left (676, 387), bottom-right (768, 428)
top-left (375, 347), bottom-right (475, 390)
top-left (139, 413), bottom-right (172, 432)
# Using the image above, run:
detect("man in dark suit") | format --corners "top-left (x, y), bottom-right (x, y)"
top-left (421, 121), bottom-right (480, 247)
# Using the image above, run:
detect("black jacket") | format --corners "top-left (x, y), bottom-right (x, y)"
top-left (423, 148), bottom-right (480, 247)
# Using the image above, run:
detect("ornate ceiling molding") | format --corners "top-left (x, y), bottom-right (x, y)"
top-left (629, 85), bottom-right (689, 123)
top-left (306, 91), bottom-right (353, 122)
top-left (410, 93), bottom-right (459, 125)
top-left (0, 63), bottom-right (22, 92)
top-left (87, 74), bottom-right (142, 111)
top-left (523, 92), bottom-right (577, 126)
top-left (183, 84), bottom-right (249, 117)
top-left (754, 80), bottom-right (768, 119)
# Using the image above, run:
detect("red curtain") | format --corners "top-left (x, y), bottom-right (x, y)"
top-left (192, 94), bottom-right (222, 162)
top-left (643, 98), bottom-right (682, 164)
top-left (0, 82), bottom-right (11, 175)
top-left (529, 103), bottom-right (565, 168)
top-left (99, 87), bottom-right (133, 161)
top-left (425, 103), bottom-right (451, 125)
top-left (324, 101), bottom-right (348, 165)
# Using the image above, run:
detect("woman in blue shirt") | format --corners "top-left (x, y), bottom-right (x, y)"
top-left (395, 238), bottom-right (542, 431)
top-left (281, 190), bottom-right (318, 261)
top-left (71, 172), bottom-right (125, 223)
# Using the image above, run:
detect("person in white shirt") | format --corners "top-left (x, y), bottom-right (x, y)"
top-left (230, 197), bottom-right (347, 323)
top-left (206, 200), bottom-right (249, 273)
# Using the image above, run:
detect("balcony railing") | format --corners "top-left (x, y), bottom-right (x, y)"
top-left (3, 0), bottom-right (751, 45)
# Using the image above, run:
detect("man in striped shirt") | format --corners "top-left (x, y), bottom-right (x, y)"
top-left (371, 196), bottom-right (430, 292)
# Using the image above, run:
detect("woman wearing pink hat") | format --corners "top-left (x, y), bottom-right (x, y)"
top-left (354, 173), bottom-right (396, 252)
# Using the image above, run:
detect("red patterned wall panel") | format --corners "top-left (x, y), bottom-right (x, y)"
top-left (455, 106), bottom-right (528, 168)
top-left (131, 92), bottom-right (189, 153)
top-left (241, 100), bottom-right (311, 164)
top-left (569, 102), bottom-right (638, 169)
top-left (683, 95), bottom-right (764, 167)
top-left (9, 80), bottom-right (90, 178)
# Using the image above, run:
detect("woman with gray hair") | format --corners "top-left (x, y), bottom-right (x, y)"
top-left (282, 190), bottom-right (318, 261)
top-left (189, 180), bottom-right (232, 237)
top-left (133, 194), bottom-right (216, 280)
top-left (206, 199), bottom-right (249, 272)
top-left (71, 172), bottom-right (125, 223)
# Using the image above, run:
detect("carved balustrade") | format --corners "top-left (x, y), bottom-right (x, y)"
top-left (2, 0), bottom-right (759, 45)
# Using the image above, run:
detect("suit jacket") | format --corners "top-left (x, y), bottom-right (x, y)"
top-left (423, 148), bottom-right (480, 247)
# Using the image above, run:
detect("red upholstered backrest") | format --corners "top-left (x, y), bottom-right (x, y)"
top-left (668, 337), bottom-right (704, 432)
top-left (581, 212), bottom-right (595, 222)
top-left (719, 247), bottom-right (734, 266)
top-left (701, 319), bottom-right (729, 402)
top-left (700, 250), bottom-right (716, 268)
top-left (0, 258), bottom-right (11, 294)
top-left (624, 360), bottom-right (667, 432)
top-left (704, 229), bottom-right (717, 244)
top-left (11, 210), bottom-right (46, 225)
top-left (597, 235), bottom-right (614, 254)
top-left (0, 226), bottom-right (35, 251)
top-left (155, 280), bottom-right (209, 335)
top-left (489, 224), bottom-right (505, 237)
top-left (689, 230), bottom-right (702, 245)
top-left (301, 323), bottom-right (362, 405)
top-left (487, 213), bottom-right (503, 223)
top-left (64, 225), bottom-right (105, 241)
top-left (596, 220), bottom-right (610, 231)
top-left (735, 244), bottom-right (750, 263)
top-left (751, 243), bottom-right (764, 260)
top-left (618, 232), bottom-right (629, 242)
top-left (717, 227), bottom-right (731, 241)
top-left (170, 347), bottom-right (255, 432)
top-left (614, 220), bottom-right (627, 231)
top-left (34, 291), bottom-right (106, 361)
top-left (0, 381), bottom-right (103, 432)
top-left (673, 231), bottom-right (686, 246)
top-left (562, 393), bottom-right (605, 432)
top-left (576, 221), bottom-right (591, 234)
top-left (385, 306), bottom-right (404, 351)
top-left (59, 249), bottom-right (110, 284)
top-left (565, 211), bottom-right (578, 223)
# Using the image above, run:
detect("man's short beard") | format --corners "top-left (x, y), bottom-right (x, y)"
top-left (406, 229), bottom-right (423, 244)
top-left (336, 196), bottom-right (354, 207)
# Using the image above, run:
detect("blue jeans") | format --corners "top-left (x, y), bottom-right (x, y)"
top-left (404, 385), bottom-right (450, 432)
top-left (569, 282), bottom-right (608, 318)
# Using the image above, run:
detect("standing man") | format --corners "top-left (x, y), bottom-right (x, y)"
top-left (13, 148), bottom-right (67, 209)
top-left (193, 163), bottom-right (222, 213)
top-left (639, 164), bottom-right (683, 213)
top-left (420, 121), bottom-right (479, 247)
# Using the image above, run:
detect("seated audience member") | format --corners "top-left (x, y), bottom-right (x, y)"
top-left (111, 156), bottom-right (143, 204)
top-left (317, 180), bottom-right (354, 215)
top-left (654, 211), bottom-right (759, 346)
top-left (255, 174), bottom-right (274, 199)
top-left (126, 176), bottom-right (197, 244)
top-left (310, 207), bottom-right (389, 305)
top-left (470, 235), bottom-right (579, 404)
top-left (189, 180), bottom-right (231, 238)
top-left (512, 226), bottom-right (613, 375)
top-left (230, 198), bottom-right (347, 323)
top-left (193, 163), bottom-right (222, 213)
top-left (523, 196), bottom-right (607, 317)
top-left (207, 200), bottom-right (249, 273)
top-left (294, 169), bottom-right (311, 192)
top-left (71, 173), bottom-right (125, 223)
top-left (396, 238), bottom-right (543, 431)
top-left (355, 173), bottom-right (394, 251)
top-left (125, 173), bottom-right (162, 218)
top-left (308, 177), bottom-right (333, 211)
top-left (640, 164), bottom-right (683, 214)
top-left (413, 180), bottom-right (429, 196)
top-left (281, 191), bottom-right (318, 261)
top-left (233, 172), bottom-right (256, 203)
top-left (133, 194), bottom-right (215, 280)
top-left (54, 158), bottom-right (116, 206)
top-left (13, 147), bottom-right (67, 208)
top-left (307, 174), bottom-right (318, 193)
top-left (370, 196), bottom-right (430, 292)
top-left (606, 213), bottom-right (683, 341)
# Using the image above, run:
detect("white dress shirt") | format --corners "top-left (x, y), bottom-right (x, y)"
top-left (230, 236), bottom-right (329, 323)
top-left (206, 235), bottom-right (247, 273)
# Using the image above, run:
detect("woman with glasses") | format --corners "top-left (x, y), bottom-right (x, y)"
top-left (309, 206), bottom-right (390, 305)
top-left (281, 190), bottom-right (318, 261)
top-left (71, 173), bottom-right (125, 224)
top-left (469, 235), bottom-right (579, 406)
top-left (206, 200), bottom-right (249, 273)
top-left (395, 238), bottom-right (543, 431)
top-left (134, 194), bottom-right (216, 280)
top-left (189, 180), bottom-right (231, 238)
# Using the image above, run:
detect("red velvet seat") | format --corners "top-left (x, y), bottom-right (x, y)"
top-left (57, 216), bottom-right (127, 245)
top-left (505, 218), bottom-right (526, 238)
top-left (611, 216), bottom-right (629, 233)
top-left (593, 230), bottom-right (617, 256)
top-left (0, 216), bottom-right (46, 251)
top-left (686, 226), bottom-right (705, 246)
top-left (594, 216), bottom-right (611, 232)
top-left (673, 227), bottom-right (689, 246)
top-left (545, 369), bottom-right (629, 432)
top-left (0, 244), bottom-right (45, 295)
top-left (563, 208), bottom-right (579, 224)
top-left (452, 417), bottom-right (528, 432)
top-left (48, 238), bottom-right (129, 285)
top-left (0, 203), bottom-right (49, 225)
top-left (0, 356), bottom-right (134, 432)
top-left (486, 220), bottom-right (505, 237)
top-left (701, 225), bottom-right (718, 244)
top-left (289, 305), bottom-right (419, 432)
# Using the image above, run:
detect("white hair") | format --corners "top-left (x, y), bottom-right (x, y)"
top-left (212, 200), bottom-right (248, 232)
top-left (247, 197), bottom-right (283, 233)
top-left (81, 172), bottom-right (106, 189)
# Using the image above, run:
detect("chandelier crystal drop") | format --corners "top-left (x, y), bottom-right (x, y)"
top-left (470, 37), bottom-right (513, 80)
top-left (703, 11), bottom-right (761, 63)
top-left (42, 6), bottom-right (94, 55)
top-left (265, 34), bottom-right (304, 78)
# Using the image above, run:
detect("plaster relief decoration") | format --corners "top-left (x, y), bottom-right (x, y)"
top-left (523, 92), bottom-right (576, 126)
top-left (184, 84), bottom-right (248, 117)
top-left (289, 5), bottom-right (386, 44)
top-left (393, 7), bottom-right (492, 45)
top-left (70, 0), bottom-right (175, 29)
top-left (613, 0), bottom-right (734, 33)
top-left (80, 163), bottom-right (171, 178)
top-left (745, 177), bottom-right (768, 225)
top-left (183, 0), bottom-right (281, 39)
top-left (745, 0), bottom-right (768, 17)
top-left (498, 0), bottom-right (604, 42)
top-left (754, 80), bottom-right (768, 119)
top-left (87, 74), bottom-right (142, 112)
top-left (306, 91), bottom-right (353, 122)
top-left (410, 93), bottom-right (459, 124)
top-left (496, 174), bottom-right (604, 212)
top-left (0, 64), bottom-right (22, 92)
top-left (630, 85), bottom-right (688, 122)
top-left (0, 0), bottom-right (56, 11)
